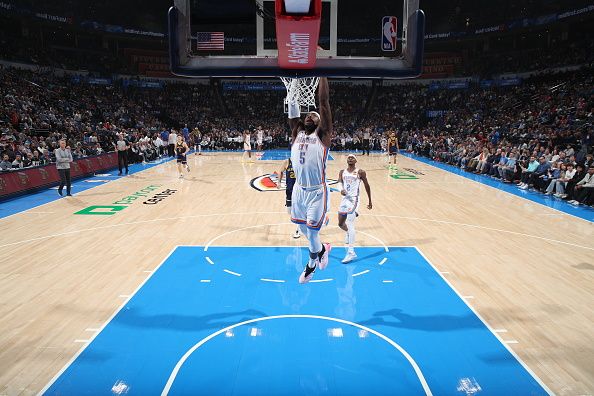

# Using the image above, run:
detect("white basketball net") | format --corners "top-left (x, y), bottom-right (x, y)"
top-left (280, 77), bottom-right (320, 112)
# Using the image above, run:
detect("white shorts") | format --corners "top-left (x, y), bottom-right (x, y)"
top-left (338, 195), bottom-right (359, 216)
top-left (291, 184), bottom-right (330, 230)
top-left (244, 143), bottom-right (251, 151)
top-left (257, 139), bottom-right (263, 146)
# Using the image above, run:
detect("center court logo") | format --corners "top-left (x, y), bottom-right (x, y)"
top-left (250, 174), bottom-right (338, 192)
top-left (75, 184), bottom-right (163, 215)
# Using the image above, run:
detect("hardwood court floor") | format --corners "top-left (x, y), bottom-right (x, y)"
top-left (0, 152), bottom-right (592, 395)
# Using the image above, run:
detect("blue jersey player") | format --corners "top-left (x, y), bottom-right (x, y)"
top-left (277, 158), bottom-right (301, 239)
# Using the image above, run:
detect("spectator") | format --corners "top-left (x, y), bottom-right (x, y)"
top-left (544, 162), bottom-right (563, 195)
top-left (11, 154), bottom-right (24, 169)
top-left (522, 156), bottom-right (551, 191)
top-left (553, 163), bottom-right (576, 198)
top-left (501, 152), bottom-right (518, 183)
top-left (584, 153), bottom-right (594, 169)
top-left (30, 150), bottom-right (45, 166)
top-left (0, 154), bottom-right (12, 171)
top-left (568, 166), bottom-right (594, 205)
top-left (564, 164), bottom-right (587, 202)
top-left (518, 156), bottom-right (539, 189)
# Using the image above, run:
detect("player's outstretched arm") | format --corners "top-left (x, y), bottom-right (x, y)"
top-left (317, 77), bottom-right (332, 147)
top-left (288, 116), bottom-right (303, 146)
top-left (360, 169), bottom-right (372, 209)
top-left (287, 81), bottom-right (304, 145)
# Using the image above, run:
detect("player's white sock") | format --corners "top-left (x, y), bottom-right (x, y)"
top-left (306, 228), bottom-right (321, 252)
top-left (347, 229), bottom-right (355, 252)
top-left (305, 227), bottom-right (322, 268)
top-left (346, 215), bottom-right (356, 252)
top-left (307, 246), bottom-right (319, 268)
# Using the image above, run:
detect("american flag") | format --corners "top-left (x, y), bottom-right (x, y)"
top-left (196, 32), bottom-right (225, 50)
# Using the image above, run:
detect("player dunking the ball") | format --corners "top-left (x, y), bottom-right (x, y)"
top-left (338, 154), bottom-right (372, 263)
top-left (288, 76), bottom-right (332, 284)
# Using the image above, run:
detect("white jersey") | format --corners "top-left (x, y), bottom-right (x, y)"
top-left (257, 130), bottom-right (264, 143)
top-left (342, 168), bottom-right (361, 198)
top-left (291, 131), bottom-right (329, 187)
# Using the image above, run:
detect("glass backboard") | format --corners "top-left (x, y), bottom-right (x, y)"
top-left (169, 0), bottom-right (424, 78)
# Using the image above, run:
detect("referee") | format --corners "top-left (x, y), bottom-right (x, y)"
top-left (114, 133), bottom-right (129, 175)
top-left (362, 128), bottom-right (371, 155)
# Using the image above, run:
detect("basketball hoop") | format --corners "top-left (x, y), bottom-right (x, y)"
top-left (280, 76), bottom-right (319, 113)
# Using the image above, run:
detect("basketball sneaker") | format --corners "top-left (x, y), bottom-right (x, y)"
top-left (318, 243), bottom-right (332, 270)
top-left (341, 250), bottom-right (357, 264)
top-left (292, 229), bottom-right (301, 239)
top-left (299, 263), bottom-right (316, 284)
top-left (186, 165), bottom-right (190, 172)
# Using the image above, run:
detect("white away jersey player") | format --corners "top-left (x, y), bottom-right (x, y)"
top-left (290, 131), bottom-right (330, 230)
top-left (339, 168), bottom-right (361, 215)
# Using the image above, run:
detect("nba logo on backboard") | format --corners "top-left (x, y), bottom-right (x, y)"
top-left (382, 16), bottom-right (397, 52)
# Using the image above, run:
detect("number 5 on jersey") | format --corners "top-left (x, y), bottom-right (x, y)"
top-left (299, 143), bottom-right (308, 164)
